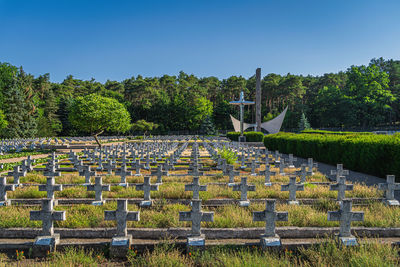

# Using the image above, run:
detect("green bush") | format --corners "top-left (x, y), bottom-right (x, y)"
top-left (301, 129), bottom-right (373, 135)
top-left (227, 131), bottom-right (264, 142)
top-left (264, 132), bottom-right (400, 181)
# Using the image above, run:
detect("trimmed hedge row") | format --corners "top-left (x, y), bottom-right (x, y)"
top-left (263, 132), bottom-right (400, 181)
top-left (227, 131), bottom-right (264, 142)
top-left (301, 129), bottom-right (373, 135)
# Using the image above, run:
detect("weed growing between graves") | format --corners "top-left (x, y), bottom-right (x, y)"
top-left (0, 202), bottom-right (399, 228)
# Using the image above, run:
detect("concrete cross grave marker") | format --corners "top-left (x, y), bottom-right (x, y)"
top-left (132, 160), bottom-right (144, 177)
top-left (250, 161), bottom-right (260, 176)
top-left (188, 166), bottom-right (204, 177)
top-left (39, 177), bottom-right (63, 202)
top-left (328, 199), bottom-right (364, 246)
top-left (103, 160), bottom-right (115, 175)
top-left (44, 165), bottom-right (61, 179)
top-left (135, 176), bottom-right (159, 207)
top-left (287, 154), bottom-right (297, 168)
top-left (331, 164), bottom-right (349, 182)
top-left (278, 159), bottom-right (287, 176)
top-left (281, 176), bottom-right (304, 205)
top-left (79, 165), bottom-right (96, 185)
top-left (260, 164), bottom-right (276, 186)
top-left (30, 199), bottom-right (66, 256)
top-left (8, 165), bottom-right (26, 186)
top-left (330, 176), bottom-right (353, 202)
top-left (227, 165), bottom-right (240, 186)
top-left (87, 176), bottom-right (110, 205)
top-left (104, 199), bottom-right (140, 258)
top-left (307, 158), bottom-right (318, 175)
top-left (30, 199), bottom-right (66, 237)
top-left (232, 177), bottom-right (256, 207)
top-left (295, 164), bottom-right (312, 183)
top-left (179, 199), bottom-right (214, 247)
top-left (115, 164), bottom-right (132, 187)
top-left (0, 177), bottom-right (15, 206)
top-left (151, 165), bottom-right (167, 184)
top-left (253, 199), bottom-right (288, 247)
top-left (185, 177), bottom-right (207, 200)
top-left (378, 175), bottom-right (400, 206)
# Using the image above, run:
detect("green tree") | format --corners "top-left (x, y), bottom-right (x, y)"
top-left (69, 94), bottom-right (131, 147)
top-left (131, 119), bottom-right (158, 136)
top-left (298, 112), bottom-right (311, 131)
top-left (0, 110), bottom-right (8, 132)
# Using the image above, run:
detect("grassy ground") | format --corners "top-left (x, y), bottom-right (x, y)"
top-left (0, 201), bottom-right (398, 228)
top-left (0, 239), bottom-right (398, 266)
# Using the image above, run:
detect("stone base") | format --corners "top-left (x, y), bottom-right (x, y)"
top-left (118, 183), bottom-right (129, 187)
top-left (0, 200), bottom-right (11, 206)
top-left (338, 236), bottom-right (358, 246)
top-left (228, 183), bottom-right (235, 187)
top-left (239, 200), bottom-right (250, 207)
top-left (279, 172), bottom-right (286, 176)
top-left (186, 235), bottom-right (205, 253)
top-left (240, 166), bottom-right (247, 170)
top-left (260, 235), bottom-right (282, 248)
top-left (251, 173), bottom-right (257, 176)
top-left (384, 199), bottom-right (400, 206)
top-left (32, 234), bottom-right (60, 257)
top-left (264, 182), bottom-right (272, 187)
top-left (139, 200), bottom-right (152, 207)
top-left (110, 235), bottom-right (132, 258)
top-left (134, 174), bottom-right (142, 177)
top-left (288, 200), bottom-right (299, 205)
top-left (91, 200), bottom-right (105, 206)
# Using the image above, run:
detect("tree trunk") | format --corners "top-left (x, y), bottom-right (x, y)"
top-left (93, 130), bottom-right (104, 148)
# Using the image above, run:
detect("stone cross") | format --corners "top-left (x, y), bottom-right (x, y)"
top-left (151, 165), bottom-right (167, 184)
top-left (179, 199), bottom-right (214, 236)
top-left (8, 165), bottom-right (27, 185)
top-left (253, 199), bottom-right (288, 237)
top-left (0, 177), bottom-right (15, 204)
top-left (328, 199), bottom-right (364, 238)
top-left (188, 167), bottom-right (203, 177)
top-left (23, 155), bottom-right (35, 172)
top-left (330, 176), bottom-right (353, 201)
top-left (132, 160), bottom-right (144, 176)
top-left (79, 166), bottom-right (96, 184)
top-left (115, 165), bottom-right (132, 185)
top-left (30, 199), bottom-right (66, 236)
top-left (104, 199), bottom-right (140, 237)
top-left (87, 176), bottom-right (110, 203)
top-left (307, 158), bottom-right (317, 174)
top-left (281, 176), bottom-right (304, 205)
top-left (227, 165), bottom-right (240, 186)
top-left (287, 154), bottom-right (297, 168)
top-left (250, 161), bottom-right (259, 176)
top-left (43, 165), bottom-right (61, 179)
top-left (260, 164), bottom-right (276, 186)
top-left (185, 177), bottom-right (207, 200)
top-left (278, 159), bottom-right (287, 176)
top-left (295, 164), bottom-right (312, 183)
top-left (331, 164), bottom-right (349, 182)
top-left (39, 177), bottom-right (63, 200)
top-left (135, 176), bottom-right (159, 205)
top-left (232, 177), bottom-right (256, 206)
top-left (378, 175), bottom-right (400, 206)
top-left (103, 160), bottom-right (115, 175)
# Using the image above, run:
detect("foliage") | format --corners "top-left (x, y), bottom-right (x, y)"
top-left (263, 132), bottom-right (400, 181)
top-left (301, 129), bottom-right (373, 135)
top-left (131, 119), bottom-right (158, 136)
top-left (199, 115), bottom-right (216, 135)
top-left (68, 94), bottom-right (131, 146)
top-left (1, 58), bottom-right (400, 137)
top-left (298, 112), bottom-right (311, 132)
top-left (216, 146), bottom-right (238, 164)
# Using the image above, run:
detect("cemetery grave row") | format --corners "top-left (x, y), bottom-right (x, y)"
top-left (0, 136), bottom-right (399, 258)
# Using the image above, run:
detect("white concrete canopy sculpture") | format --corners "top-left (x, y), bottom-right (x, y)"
top-left (230, 106), bottom-right (288, 134)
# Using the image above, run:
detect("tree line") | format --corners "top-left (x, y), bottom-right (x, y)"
top-left (0, 57), bottom-right (399, 138)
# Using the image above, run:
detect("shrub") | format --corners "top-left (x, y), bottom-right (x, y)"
top-left (263, 132), bottom-right (400, 181)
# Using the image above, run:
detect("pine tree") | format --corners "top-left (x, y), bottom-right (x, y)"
top-left (298, 112), bottom-right (311, 132)
top-left (200, 115), bottom-right (216, 135)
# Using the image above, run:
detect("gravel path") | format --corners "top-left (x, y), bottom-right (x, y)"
top-left (0, 153), bottom-right (51, 164)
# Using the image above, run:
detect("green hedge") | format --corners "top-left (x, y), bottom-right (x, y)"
top-left (301, 129), bottom-right (373, 135)
top-left (263, 132), bottom-right (400, 181)
top-left (227, 131), bottom-right (264, 142)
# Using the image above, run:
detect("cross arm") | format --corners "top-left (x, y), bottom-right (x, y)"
top-left (253, 211), bottom-right (266, 221)
top-left (30, 211), bottom-right (43, 221)
top-left (201, 212), bottom-right (214, 222)
top-left (351, 212), bottom-right (364, 222)
top-left (126, 211), bottom-right (140, 221)
top-left (327, 211), bottom-right (341, 221)
top-left (179, 211), bottom-right (192, 221)
top-left (52, 211), bottom-right (66, 221)
top-left (276, 212), bottom-right (288, 221)
top-left (104, 210), bottom-right (117, 221)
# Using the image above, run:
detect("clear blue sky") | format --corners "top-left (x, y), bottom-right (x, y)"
top-left (1, 0), bottom-right (400, 83)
